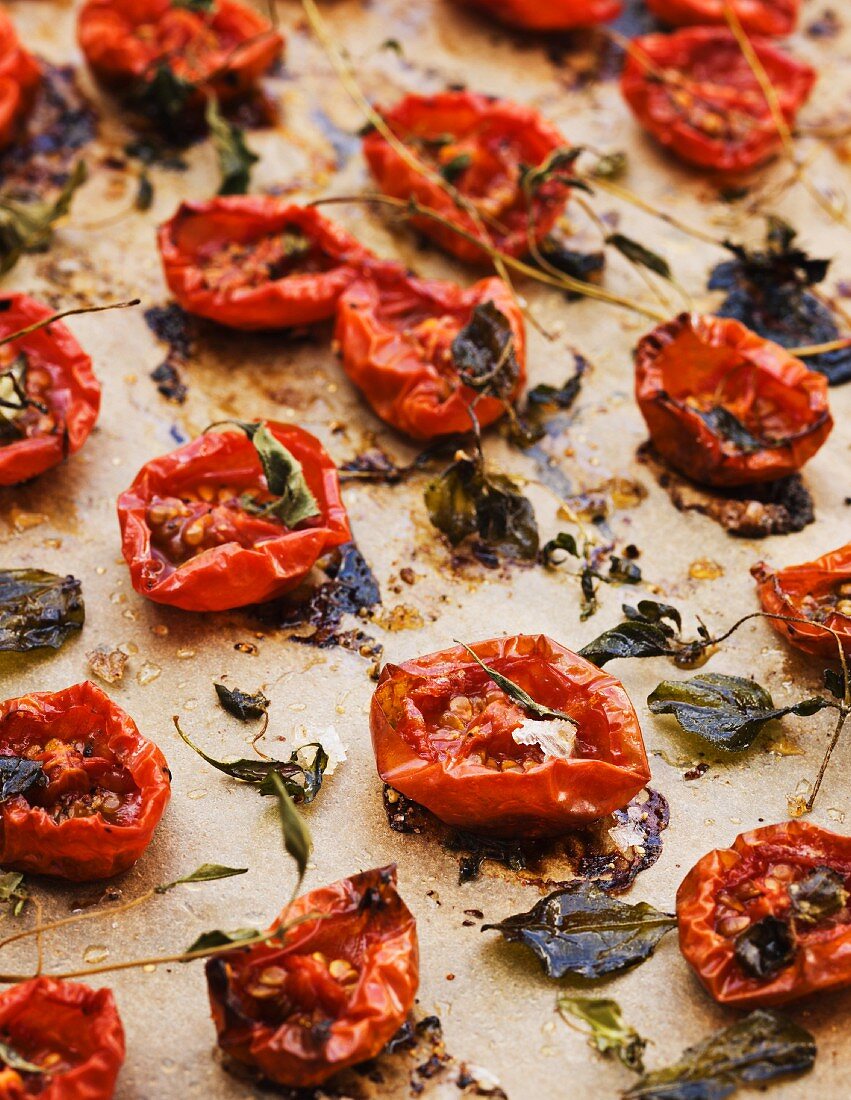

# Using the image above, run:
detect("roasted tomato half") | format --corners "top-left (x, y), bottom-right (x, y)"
top-left (621, 28), bottom-right (815, 173)
top-left (371, 634), bottom-right (650, 838)
top-left (0, 978), bottom-right (125, 1099)
top-left (459, 0), bottom-right (622, 30)
top-left (0, 681), bottom-right (170, 881)
top-left (363, 91), bottom-right (570, 263)
top-left (158, 199), bottom-right (374, 331)
top-left (678, 821), bottom-right (851, 1008)
top-left (334, 265), bottom-right (526, 440)
top-left (117, 422), bottom-right (350, 612)
top-left (751, 545), bottom-right (851, 660)
top-left (77, 0), bottom-right (282, 102)
top-left (634, 312), bottom-right (832, 488)
top-left (645, 0), bottom-right (799, 37)
top-left (206, 865), bottom-right (418, 1089)
top-left (0, 8), bottom-right (41, 151)
top-left (0, 294), bottom-right (101, 488)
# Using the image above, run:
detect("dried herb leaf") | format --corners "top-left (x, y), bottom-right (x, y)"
top-left (0, 872), bottom-right (27, 917)
top-left (482, 880), bottom-right (675, 979)
top-left (0, 570), bottom-right (85, 652)
top-left (269, 771), bottom-right (312, 884)
top-left (184, 927), bottom-right (259, 955)
top-left (823, 668), bottom-right (845, 700)
top-left (173, 0), bottom-right (214, 10)
top-left (593, 151), bottom-right (628, 180)
top-left (534, 241), bottom-right (605, 298)
top-left (0, 160), bottom-right (87, 275)
top-left (156, 864), bottom-right (248, 894)
top-left (206, 95), bottom-right (258, 196)
top-left (605, 234), bottom-right (671, 280)
top-left (542, 532), bottom-right (580, 565)
top-left (455, 640), bottom-right (576, 725)
top-left (609, 556), bottom-right (642, 584)
top-left (0, 1038), bottom-right (47, 1075)
top-left (440, 152), bottom-right (472, 182)
top-left (623, 1009), bottom-right (816, 1100)
top-left (558, 995), bottom-right (646, 1073)
top-left (520, 146), bottom-right (582, 195)
top-left (134, 170), bottom-right (154, 212)
top-left (734, 917), bottom-right (795, 979)
top-left (580, 620), bottom-right (674, 668)
top-left (214, 683), bottom-right (270, 722)
top-left (789, 866), bottom-right (849, 923)
top-left (0, 757), bottom-right (45, 801)
top-left (452, 301), bottom-right (519, 399)
top-left (132, 62), bottom-right (194, 134)
top-left (696, 406), bottom-right (771, 453)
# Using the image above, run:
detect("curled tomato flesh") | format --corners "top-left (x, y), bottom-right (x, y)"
top-left (363, 90), bottom-right (570, 263)
top-left (645, 0), bottom-right (799, 37)
top-left (677, 822), bottom-right (851, 1007)
top-left (751, 544), bottom-right (851, 659)
top-left (206, 866), bottom-right (418, 1089)
top-left (0, 682), bottom-right (170, 881)
top-left (371, 634), bottom-right (650, 838)
top-left (459, 0), bottom-right (622, 29)
top-left (158, 199), bottom-right (374, 330)
top-left (0, 9), bottom-right (40, 150)
top-left (335, 265), bottom-right (526, 439)
top-left (634, 312), bottom-right (832, 487)
top-left (621, 28), bottom-right (815, 173)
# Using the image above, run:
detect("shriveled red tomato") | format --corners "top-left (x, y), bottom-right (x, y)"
top-left (0, 977), bottom-right (125, 1099)
top-left (363, 91), bottom-right (570, 263)
top-left (646, 0), bottom-right (799, 37)
top-left (677, 821), bottom-right (851, 1008)
top-left (117, 422), bottom-right (350, 612)
top-left (77, 0), bottom-right (282, 102)
top-left (206, 865), bottom-right (418, 1089)
top-left (751, 544), bottom-right (851, 659)
top-left (0, 8), bottom-right (41, 150)
top-left (0, 681), bottom-right (170, 882)
top-left (634, 312), bottom-right (832, 487)
top-left (334, 265), bottom-right (526, 440)
top-left (459, 0), bottom-right (621, 30)
top-left (371, 634), bottom-right (650, 838)
top-left (621, 28), bottom-right (815, 173)
top-left (0, 294), bottom-right (101, 488)
top-left (158, 199), bottom-right (375, 331)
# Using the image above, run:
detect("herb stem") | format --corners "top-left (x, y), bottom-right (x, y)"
top-left (788, 337), bottom-right (851, 357)
top-left (0, 300), bottom-right (141, 348)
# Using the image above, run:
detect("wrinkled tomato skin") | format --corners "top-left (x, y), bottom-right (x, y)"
top-left (0, 9), bottom-right (41, 150)
top-left (117, 423), bottom-right (350, 612)
top-left (77, 0), bottom-right (282, 101)
top-left (677, 822), bottom-right (851, 1008)
top-left (371, 634), bottom-right (650, 838)
top-left (363, 91), bottom-right (570, 263)
top-left (460, 0), bottom-right (621, 30)
top-left (0, 682), bottom-right (170, 882)
top-left (751, 545), bottom-right (851, 659)
top-left (634, 312), bottom-right (832, 488)
top-left (335, 266), bottom-right (526, 440)
top-left (158, 199), bottom-right (374, 331)
top-left (0, 294), bottom-right (101, 488)
top-left (206, 866), bottom-right (418, 1089)
top-left (646, 0), bottom-right (798, 37)
top-left (0, 978), bottom-right (125, 1099)
top-left (621, 28), bottom-right (815, 173)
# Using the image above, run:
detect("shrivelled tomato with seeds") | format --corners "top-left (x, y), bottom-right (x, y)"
top-left (158, 199), bottom-right (375, 331)
top-left (371, 634), bottom-right (650, 838)
top-left (751, 545), bottom-right (851, 660)
top-left (0, 977), bottom-right (125, 1098)
top-left (634, 312), bottom-right (832, 488)
top-left (363, 90), bottom-right (571, 263)
top-left (77, 0), bottom-right (282, 102)
top-left (646, 0), bottom-right (799, 37)
top-left (117, 421), bottom-right (350, 612)
top-left (621, 28), bottom-right (815, 173)
top-left (0, 681), bottom-right (170, 881)
top-left (0, 294), bottom-right (101, 488)
top-left (0, 8), bottom-right (41, 150)
top-left (334, 264), bottom-right (526, 440)
top-left (206, 865), bottom-right (418, 1089)
top-left (678, 821), bottom-right (851, 1007)
top-left (459, 0), bottom-right (622, 30)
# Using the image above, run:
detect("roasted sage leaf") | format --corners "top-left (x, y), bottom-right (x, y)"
top-left (269, 771), bottom-right (312, 883)
top-left (0, 570), bottom-right (85, 652)
top-left (228, 420), bottom-right (320, 528)
top-left (482, 880), bottom-right (675, 979)
top-left (605, 233), bottom-right (671, 280)
top-left (0, 757), bottom-right (45, 801)
top-left (788, 866), bottom-right (848, 923)
top-left (558, 995), bottom-right (646, 1073)
top-left (0, 161), bottom-right (87, 275)
top-left (456, 640), bottom-right (576, 726)
top-left (214, 683), bottom-right (270, 722)
top-left (206, 96), bottom-right (258, 196)
top-left (157, 863), bottom-right (248, 894)
top-left (734, 916), bottom-right (795, 979)
top-left (184, 927), bottom-right (260, 955)
top-left (452, 300), bottom-right (519, 400)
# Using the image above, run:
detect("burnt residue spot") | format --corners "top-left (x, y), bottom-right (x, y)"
top-left (684, 762), bottom-right (709, 781)
top-left (144, 304), bottom-right (192, 403)
top-left (534, 241), bottom-right (606, 300)
top-left (807, 9), bottom-right (842, 37)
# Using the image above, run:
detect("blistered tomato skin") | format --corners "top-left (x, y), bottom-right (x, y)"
top-left (634, 312), bottom-right (832, 488)
top-left (752, 545), bottom-right (851, 659)
top-left (206, 866), bottom-right (418, 1089)
top-left (335, 265), bottom-right (526, 440)
top-left (117, 423), bottom-right (350, 612)
top-left (0, 294), bottom-right (101, 488)
top-left (0, 681), bottom-right (170, 882)
top-left (370, 634), bottom-right (650, 838)
top-left (677, 822), bottom-right (851, 1008)
top-left (460, 0), bottom-right (622, 30)
top-left (363, 90), bottom-right (570, 263)
top-left (0, 8), bottom-right (41, 150)
top-left (158, 200), bottom-right (376, 331)
top-left (0, 978), bottom-right (125, 1099)
top-left (646, 0), bottom-right (799, 37)
top-left (621, 28), bottom-right (815, 173)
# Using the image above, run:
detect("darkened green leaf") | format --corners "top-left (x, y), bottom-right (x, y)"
top-left (735, 917), bottom-right (795, 979)
top-left (214, 683), bottom-right (270, 722)
top-left (606, 234), bottom-right (671, 280)
top-left (823, 668), bottom-right (845, 700)
top-left (456, 640), bottom-right (576, 725)
top-left (132, 62), bottom-right (194, 132)
top-left (244, 422), bottom-right (320, 528)
top-left (580, 620), bottom-right (674, 668)
top-left (0, 872), bottom-right (24, 903)
top-left (184, 927), bottom-right (259, 955)
top-left (623, 1009), bottom-right (815, 1100)
top-left (0, 1038), bottom-right (47, 1075)
top-left (647, 673), bottom-right (831, 752)
top-left (172, 0), bottom-right (214, 10)
top-left (592, 151), bottom-right (628, 180)
top-left (542, 532), bottom-right (580, 565)
top-left (558, 995), bottom-right (646, 1073)
top-left (0, 756), bottom-right (45, 801)
top-left (156, 863), bottom-right (248, 894)
top-left (520, 146), bottom-right (582, 195)
top-left (609, 556), bottom-right (642, 584)
top-left (580, 565), bottom-right (598, 621)
top-left (0, 161), bottom-right (87, 275)
top-left (623, 600), bottom-right (682, 633)
top-left (268, 771), bottom-right (312, 883)
top-left (206, 95), bottom-right (259, 196)
top-left (482, 880), bottom-right (675, 979)
top-left (0, 570), bottom-right (85, 652)
top-left (696, 406), bottom-right (769, 453)
top-left (789, 866), bottom-right (849, 924)
top-left (134, 170), bottom-right (154, 212)
top-left (380, 37), bottom-right (403, 54)
top-left (452, 301), bottom-right (519, 399)
top-left (440, 152), bottom-right (472, 182)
